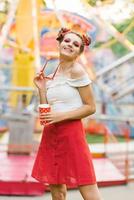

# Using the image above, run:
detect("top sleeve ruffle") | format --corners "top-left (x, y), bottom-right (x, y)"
top-left (66, 74), bottom-right (92, 87)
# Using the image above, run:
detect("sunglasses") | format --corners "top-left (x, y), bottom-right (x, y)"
top-left (40, 60), bottom-right (61, 80)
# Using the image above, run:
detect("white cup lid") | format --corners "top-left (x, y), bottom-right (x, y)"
top-left (38, 104), bottom-right (50, 108)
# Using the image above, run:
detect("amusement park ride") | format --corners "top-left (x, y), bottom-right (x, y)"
top-left (0, 0), bottom-right (134, 196)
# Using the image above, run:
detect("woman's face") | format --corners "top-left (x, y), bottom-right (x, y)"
top-left (59, 33), bottom-right (83, 60)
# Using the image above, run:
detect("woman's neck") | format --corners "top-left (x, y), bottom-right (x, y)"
top-left (58, 58), bottom-right (76, 73)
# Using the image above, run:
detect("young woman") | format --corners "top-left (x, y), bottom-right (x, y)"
top-left (32, 28), bottom-right (103, 200)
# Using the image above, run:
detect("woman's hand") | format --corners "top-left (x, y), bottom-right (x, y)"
top-left (39, 111), bottom-right (67, 124)
top-left (34, 72), bottom-right (46, 90)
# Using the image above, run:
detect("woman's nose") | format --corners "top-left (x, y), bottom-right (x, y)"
top-left (67, 44), bottom-right (72, 48)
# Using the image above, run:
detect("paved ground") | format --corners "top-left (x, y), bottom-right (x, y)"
top-left (0, 133), bottom-right (134, 199)
top-left (0, 183), bottom-right (134, 200)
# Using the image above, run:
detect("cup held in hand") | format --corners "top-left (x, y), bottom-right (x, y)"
top-left (38, 104), bottom-right (51, 125)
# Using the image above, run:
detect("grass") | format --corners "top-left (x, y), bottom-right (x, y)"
top-left (86, 133), bottom-right (130, 144)
top-left (86, 134), bottom-right (104, 144)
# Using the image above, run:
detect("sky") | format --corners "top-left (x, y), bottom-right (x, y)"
top-left (45, 0), bottom-right (134, 23)
top-left (0, 0), bottom-right (133, 23)
top-left (45, 0), bottom-right (87, 17)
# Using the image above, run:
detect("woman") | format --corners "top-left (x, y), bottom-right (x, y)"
top-left (32, 28), bottom-right (103, 200)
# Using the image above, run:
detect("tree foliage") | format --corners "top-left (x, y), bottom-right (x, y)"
top-left (94, 18), bottom-right (134, 57)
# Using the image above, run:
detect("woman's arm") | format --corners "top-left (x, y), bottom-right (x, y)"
top-left (65, 84), bottom-right (96, 120)
top-left (65, 63), bottom-right (96, 119)
top-left (38, 88), bottom-right (48, 104)
top-left (33, 72), bottom-right (48, 104)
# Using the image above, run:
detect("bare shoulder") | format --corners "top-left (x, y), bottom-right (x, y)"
top-left (71, 63), bottom-right (87, 79)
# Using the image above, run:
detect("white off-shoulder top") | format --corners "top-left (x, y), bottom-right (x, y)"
top-left (46, 74), bottom-right (92, 112)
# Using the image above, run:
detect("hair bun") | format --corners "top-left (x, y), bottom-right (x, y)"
top-left (56, 27), bottom-right (70, 41)
top-left (82, 35), bottom-right (91, 46)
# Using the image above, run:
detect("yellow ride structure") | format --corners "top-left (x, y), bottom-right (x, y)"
top-left (11, 0), bottom-right (44, 106)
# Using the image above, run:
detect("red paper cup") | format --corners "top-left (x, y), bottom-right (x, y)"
top-left (38, 104), bottom-right (51, 125)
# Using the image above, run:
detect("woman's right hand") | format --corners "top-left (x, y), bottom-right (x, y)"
top-left (33, 72), bottom-right (46, 90)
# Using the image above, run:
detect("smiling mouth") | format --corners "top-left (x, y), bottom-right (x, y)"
top-left (63, 47), bottom-right (73, 53)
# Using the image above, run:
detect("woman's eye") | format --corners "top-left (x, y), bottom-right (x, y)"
top-left (73, 42), bottom-right (80, 47)
top-left (64, 38), bottom-right (71, 43)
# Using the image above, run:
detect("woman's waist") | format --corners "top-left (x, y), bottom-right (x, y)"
top-left (44, 119), bottom-right (82, 130)
top-left (49, 102), bottom-right (83, 112)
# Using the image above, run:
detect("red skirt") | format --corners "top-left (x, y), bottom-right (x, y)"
top-left (31, 120), bottom-right (96, 187)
